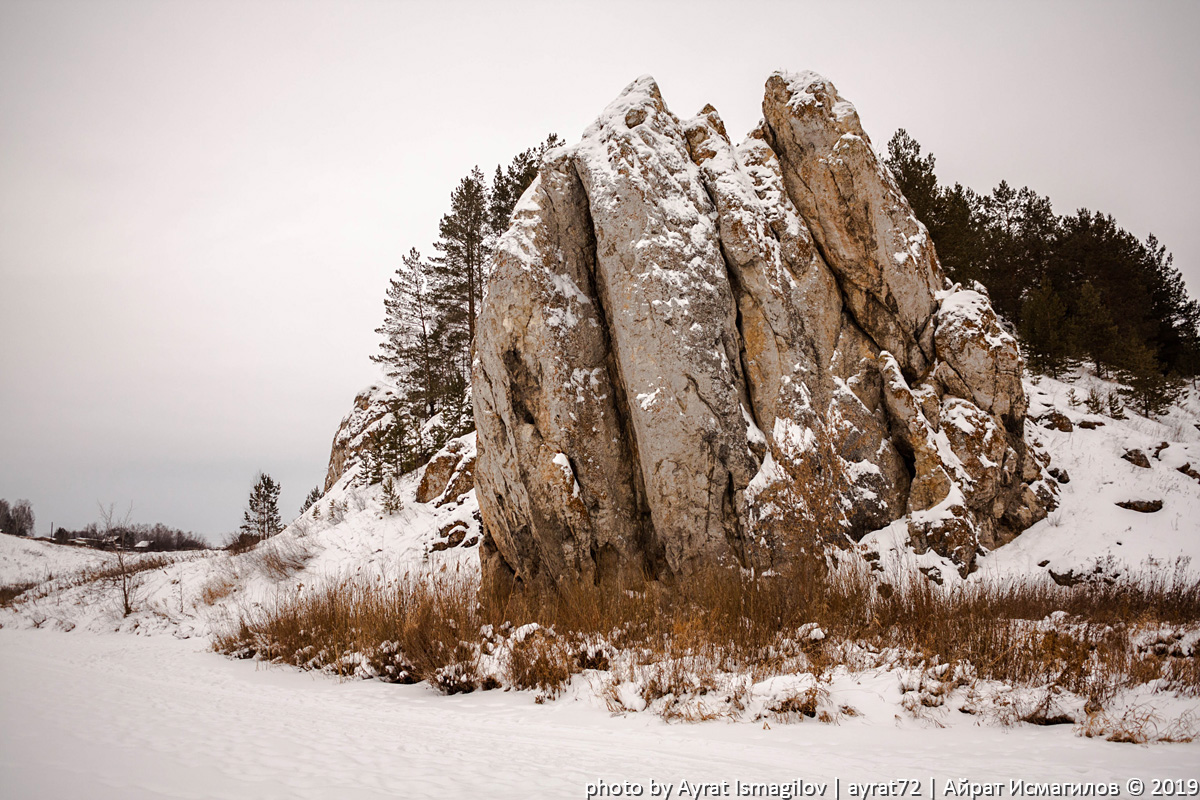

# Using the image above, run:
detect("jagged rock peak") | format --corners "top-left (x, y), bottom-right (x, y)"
top-left (473, 71), bottom-right (1054, 598)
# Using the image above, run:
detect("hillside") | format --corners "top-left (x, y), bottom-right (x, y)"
top-left (0, 434), bottom-right (481, 637)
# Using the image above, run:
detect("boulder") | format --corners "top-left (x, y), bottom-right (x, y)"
top-left (473, 71), bottom-right (1051, 595)
top-left (416, 435), bottom-right (477, 506)
top-left (1038, 411), bottom-right (1073, 433)
top-left (1116, 500), bottom-right (1163, 513)
top-left (1121, 449), bottom-right (1151, 469)
top-left (933, 290), bottom-right (1026, 428)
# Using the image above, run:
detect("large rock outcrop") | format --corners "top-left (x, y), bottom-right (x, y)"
top-left (473, 71), bottom-right (1052, 596)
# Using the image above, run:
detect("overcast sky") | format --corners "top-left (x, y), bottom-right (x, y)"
top-left (2, 0), bottom-right (1197, 539)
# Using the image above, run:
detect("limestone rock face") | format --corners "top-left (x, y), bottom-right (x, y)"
top-left (933, 290), bottom-right (1026, 427)
top-left (474, 71), bottom-right (1052, 593)
top-left (761, 73), bottom-right (942, 378)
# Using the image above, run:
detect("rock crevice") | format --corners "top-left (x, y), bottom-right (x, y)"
top-left (473, 71), bottom-right (1052, 594)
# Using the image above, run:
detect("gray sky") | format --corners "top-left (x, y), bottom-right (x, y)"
top-left (2, 0), bottom-right (1197, 539)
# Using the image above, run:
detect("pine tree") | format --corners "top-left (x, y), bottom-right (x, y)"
top-left (380, 477), bottom-right (402, 515)
top-left (370, 134), bottom-right (563, 442)
top-left (1070, 281), bottom-right (1122, 377)
top-left (430, 167), bottom-right (491, 356)
top-left (1139, 233), bottom-right (1200, 375)
top-left (1020, 282), bottom-right (1071, 377)
top-left (239, 473), bottom-right (282, 541)
top-left (372, 248), bottom-right (441, 418)
top-left (488, 133), bottom-right (561, 235)
top-left (360, 432), bottom-right (384, 486)
top-left (930, 182), bottom-right (985, 286)
top-left (882, 127), bottom-right (1200, 383)
top-left (884, 129), bottom-right (940, 225)
top-left (376, 404), bottom-right (414, 479)
top-left (300, 486), bottom-right (322, 514)
top-left (1119, 341), bottom-right (1183, 417)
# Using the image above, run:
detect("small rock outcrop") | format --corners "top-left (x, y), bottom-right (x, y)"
top-left (416, 435), bottom-right (477, 507)
top-left (473, 71), bottom-right (1053, 596)
top-left (1039, 411), bottom-right (1073, 433)
top-left (324, 383), bottom-right (400, 491)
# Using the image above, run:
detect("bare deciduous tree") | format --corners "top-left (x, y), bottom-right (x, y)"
top-left (99, 502), bottom-right (137, 617)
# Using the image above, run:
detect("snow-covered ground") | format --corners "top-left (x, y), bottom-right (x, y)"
top-left (3, 374), bottom-right (1200, 797)
top-left (981, 373), bottom-right (1200, 578)
top-left (0, 534), bottom-right (117, 585)
top-left (2, 628), bottom-right (1196, 800)
top-left (862, 373), bottom-right (1200, 585)
top-left (0, 452), bottom-right (480, 637)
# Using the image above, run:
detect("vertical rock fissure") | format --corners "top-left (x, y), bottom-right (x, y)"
top-left (758, 122), bottom-right (893, 370)
top-left (570, 161), bottom-right (665, 582)
top-left (718, 248), bottom-right (767, 447)
top-left (685, 151), bottom-right (769, 458)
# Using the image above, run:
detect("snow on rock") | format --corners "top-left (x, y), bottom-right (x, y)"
top-left (474, 71), bottom-right (1049, 593)
top-left (934, 287), bottom-right (1026, 425)
top-left (415, 432), bottom-right (477, 506)
top-left (323, 382), bottom-right (400, 492)
top-left (854, 371), bottom-right (1200, 585)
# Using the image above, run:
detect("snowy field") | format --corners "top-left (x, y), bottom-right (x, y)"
top-left (2, 628), bottom-right (1197, 800)
top-left (0, 534), bottom-right (116, 585)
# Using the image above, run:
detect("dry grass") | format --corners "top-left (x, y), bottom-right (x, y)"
top-left (1080, 705), bottom-right (1198, 744)
top-left (0, 581), bottom-right (38, 608)
top-left (245, 536), bottom-right (314, 581)
top-left (214, 573), bottom-right (480, 690)
top-left (200, 573), bottom-right (237, 606)
top-left (72, 554), bottom-right (175, 585)
top-left (212, 555), bottom-right (1200, 728)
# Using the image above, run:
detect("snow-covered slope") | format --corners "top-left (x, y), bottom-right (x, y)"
top-left (981, 373), bottom-right (1200, 578)
top-left (0, 435), bottom-right (482, 637)
top-left (860, 372), bottom-right (1200, 585)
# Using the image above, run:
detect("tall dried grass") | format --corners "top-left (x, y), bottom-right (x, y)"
top-left (213, 556), bottom-right (1200, 718)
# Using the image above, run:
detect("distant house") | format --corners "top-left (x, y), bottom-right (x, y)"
top-left (133, 540), bottom-right (154, 552)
